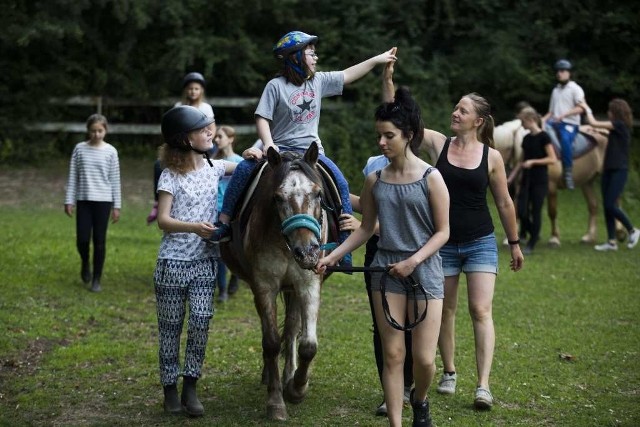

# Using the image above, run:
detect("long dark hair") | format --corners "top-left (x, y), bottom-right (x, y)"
top-left (374, 86), bottom-right (424, 155)
top-left (608, 98), bottom-right (633, 129)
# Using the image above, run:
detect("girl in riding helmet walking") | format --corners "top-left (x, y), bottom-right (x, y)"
top-left (153, 105), bottom-right (236, 417)
top-left (211, 31), bottom-right (396, 266)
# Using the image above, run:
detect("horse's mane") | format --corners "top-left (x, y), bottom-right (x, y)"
top-left (256, 151), bottom-right (322, 206)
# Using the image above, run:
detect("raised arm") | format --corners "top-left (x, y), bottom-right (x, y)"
top-left (381, 47), bottom-right (397, 102)
top-left (580, 101), bottom-right (614, 130)
top-left (343, 47), bottom-right (397, 85)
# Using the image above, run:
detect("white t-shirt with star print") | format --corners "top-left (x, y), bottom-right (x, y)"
top-left (156, 159), bottom-right (226, 261)
top-left (255, 71), bottom-right (344, 154)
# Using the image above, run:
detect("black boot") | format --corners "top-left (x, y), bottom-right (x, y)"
top-left (81, 261), bottom-right (91, 284)
top-left (181, 376), bottom-right (204, 417)
top-left (410, 389), bottom-right (432, 427)
top-left (163, 384), bottom-right (182, 414)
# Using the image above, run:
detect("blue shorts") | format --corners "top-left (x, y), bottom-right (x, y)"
top-left (440, 233), bottom-right (498, 276)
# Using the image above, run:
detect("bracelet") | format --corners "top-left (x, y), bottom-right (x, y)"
top-left (508, 239), bottom-right (520, 245)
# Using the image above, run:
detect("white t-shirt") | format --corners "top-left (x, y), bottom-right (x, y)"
top-left (254, 71), bottom-right (344, 154)
top-left (156, 160), bottom-right (225, 261)
top-left (548, 81), bottom-right (585, 126)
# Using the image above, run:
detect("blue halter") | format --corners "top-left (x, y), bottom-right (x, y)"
top-left (281, 214), bottom-right (321, 240)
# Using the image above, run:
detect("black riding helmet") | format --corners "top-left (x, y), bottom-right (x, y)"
top-left (182, 71), bottom-right (206, 88)
top-left (554, 59), bottom-right (572, 71)
top-left (161, 105), bottom-right (215, 165)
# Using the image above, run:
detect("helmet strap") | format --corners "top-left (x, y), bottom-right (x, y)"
top-left (285, 51), bottom-right (307, 79)
top-left (190, 145), bottom-right (214, 167)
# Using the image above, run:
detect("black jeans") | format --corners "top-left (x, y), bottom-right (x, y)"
top-left (76, 201), bottom-right (112, 280)
top-left (517, 176), bottom-right (548, 249)
top-left (601, 169), bottom-right (634, 240)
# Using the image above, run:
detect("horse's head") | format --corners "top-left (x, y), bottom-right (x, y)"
top-left (267, 142), bottom-right (325, 269)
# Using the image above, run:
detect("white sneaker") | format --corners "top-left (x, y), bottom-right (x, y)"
top-left (628, 228), bottom-right (640, 249)
top-left (474, 387), bottom-right (494, 410)
top-left (436, 372), bottom-right (457, 394)
top-left (594, 242), bottom-right (618, 251)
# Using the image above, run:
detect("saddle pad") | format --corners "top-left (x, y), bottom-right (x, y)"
top-left (544, 124), bottom-right (596, 160)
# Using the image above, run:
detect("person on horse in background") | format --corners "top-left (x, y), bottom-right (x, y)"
top-left (541, 59), bottom-right (585, 190)
top-left (210, 30), bottom-right (396, 268)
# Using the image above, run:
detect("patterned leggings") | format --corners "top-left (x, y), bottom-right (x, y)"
top-left (154, 258), bottom-right (216, 385)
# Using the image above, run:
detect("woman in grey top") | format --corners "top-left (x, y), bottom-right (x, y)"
top-left (316, 87), bottom-right (449, 427)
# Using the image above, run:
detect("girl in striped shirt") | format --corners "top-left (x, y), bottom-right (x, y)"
top-left (64, 114), bottom-right (121, 292)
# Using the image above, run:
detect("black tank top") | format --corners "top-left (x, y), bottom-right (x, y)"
top-left (435, 138), bottom-right (494, 244)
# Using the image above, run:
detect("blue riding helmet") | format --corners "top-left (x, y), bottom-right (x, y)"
top-left (273, 31), bottom-right (318, 59)
top-left (554, 59), bottom-right (572, 71)
top-left (273, 31), bottom-right (318, 79)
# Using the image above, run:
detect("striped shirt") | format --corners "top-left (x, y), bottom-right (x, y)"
top-left (65, 142), bottom-right (122, 208)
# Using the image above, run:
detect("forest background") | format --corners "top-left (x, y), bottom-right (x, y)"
top-left (1, 0), bottom-right (639, 189)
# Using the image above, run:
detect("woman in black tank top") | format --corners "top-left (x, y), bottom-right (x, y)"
top-left (382, 64), bottom-right (524, 410)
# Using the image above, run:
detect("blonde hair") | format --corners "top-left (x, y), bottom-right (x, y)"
top-left (463, 93), bottom-right (494, 147)
top-left (214, 125), bottom-right (238, 160)
top-left (518, 106), bottom-right (542, 127)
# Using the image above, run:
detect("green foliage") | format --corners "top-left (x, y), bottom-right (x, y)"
top-left (1, 0), bottom-right (639, 174)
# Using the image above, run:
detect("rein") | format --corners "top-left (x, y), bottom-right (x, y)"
top-left (326, 265), bottom-right (428, 331)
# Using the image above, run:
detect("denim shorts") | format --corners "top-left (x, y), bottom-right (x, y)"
top-left (440, 233), bottom-right (498, 276)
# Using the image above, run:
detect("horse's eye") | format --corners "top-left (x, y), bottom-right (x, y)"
top-left (274, 194), bottom-right (284, 203)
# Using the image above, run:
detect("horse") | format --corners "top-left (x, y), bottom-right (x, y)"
top-left (220, 142), bottom-right (329, 421)
top-left (494, 120), bottom-right (608, 246)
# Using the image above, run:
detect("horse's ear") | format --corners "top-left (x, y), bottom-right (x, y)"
top-left (304, 141), bottom-right (319, 166)
top-left (267, 146), bottom-right (281, 168)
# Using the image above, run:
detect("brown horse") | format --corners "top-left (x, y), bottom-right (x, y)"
top-left (220, 143), bottom-right (328, 421)
top-left (494, 121), bottom-right (607, 245)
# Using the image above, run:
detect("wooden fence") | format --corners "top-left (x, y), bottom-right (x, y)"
top-left (25, 96), bottom-right (259, 135)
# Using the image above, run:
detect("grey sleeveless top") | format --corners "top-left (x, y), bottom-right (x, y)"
top-left (370, 167), bottom-right (444, 299)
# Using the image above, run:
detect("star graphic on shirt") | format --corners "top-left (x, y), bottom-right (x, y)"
top-left (297, 98), bottom-right (313, 113)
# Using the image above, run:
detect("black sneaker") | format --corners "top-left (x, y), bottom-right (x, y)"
top-left (210, 222), bottom-right (231, 242)
top-left (410, 389), bottom-right (432, 427)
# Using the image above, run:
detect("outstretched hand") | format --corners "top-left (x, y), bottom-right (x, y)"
top-left (377, 47), bottom-right (397, 66)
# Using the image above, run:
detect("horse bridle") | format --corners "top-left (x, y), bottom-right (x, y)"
top-left (279, 194), bottom-right (336, 250)
top-left (327, 266), bottom-right (428, 331)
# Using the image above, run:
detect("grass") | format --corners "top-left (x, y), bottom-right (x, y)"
top-left (0, 158), bottom-right (639, 426)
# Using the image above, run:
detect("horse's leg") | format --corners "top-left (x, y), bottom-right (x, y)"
top-left (284, 278), bottom-right (320, 404)
top-left (253, 289), bottom-right (287, 421)
top-left (580, 181), bottom-right (598, 243)
top-left (281, 291), bottom-right (301, 390)
top-left (547, 184), bottom-right (561, 247)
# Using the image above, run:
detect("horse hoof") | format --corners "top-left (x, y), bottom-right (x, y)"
top-left (548, 237), bottom-right (561, 248)
top-left (283, 379), bottom-right (308, 404)
top-left (267, 404), bottom-right (288, 421)
top-left (580, 234), bottom-right (595, 244)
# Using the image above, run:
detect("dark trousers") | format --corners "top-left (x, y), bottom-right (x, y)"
top-left (76, 201), bottom-right (112, 280)
top-left (364, 235), bottom-right (413, 390)
top-left (517, 176), bottom-right (548, 248)
top-left (601, 169), bottom-right (634, 240)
